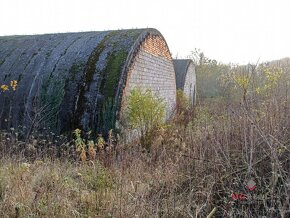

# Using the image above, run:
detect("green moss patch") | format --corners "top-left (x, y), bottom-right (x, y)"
top-left (69, 62), bottom-right (85, 81)
top-left (75, 30), bottom-right (143, 134)
top-left (102, 49), bottom-right (127, 98)
top-left (99, 49), bottom-right (127, 132)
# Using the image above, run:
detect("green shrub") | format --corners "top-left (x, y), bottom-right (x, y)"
top-left (82, 162), bottom-right (113, 191)
top-left (125, 87), bottom-right (166, 150)
top-left (176, 89), bottom-right (190, 111)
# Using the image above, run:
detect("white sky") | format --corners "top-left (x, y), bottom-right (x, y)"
top-left (1, 0), bottom-right (290, 64)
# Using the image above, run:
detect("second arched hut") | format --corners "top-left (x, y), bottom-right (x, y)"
top-left (173, 59), bottom-right (196, 104)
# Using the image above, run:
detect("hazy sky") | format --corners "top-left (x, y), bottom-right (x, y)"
top-left (1, 0), bottom-right (290, 64)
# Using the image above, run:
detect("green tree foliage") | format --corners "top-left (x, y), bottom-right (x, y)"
top-left (124, 87), bottom-right (166, 150)
top-left (219, 64), bottom-right (254, 104)
top-left (189, 49), bottom-right (230, 100)
top-left (220, 63), bottom-right (289, 105)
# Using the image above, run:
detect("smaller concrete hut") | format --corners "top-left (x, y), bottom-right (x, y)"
top-left (173, 59), bottom-right (196, 104)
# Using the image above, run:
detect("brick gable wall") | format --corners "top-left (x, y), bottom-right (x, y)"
top-left (121, 35), bottom-right (176, 117)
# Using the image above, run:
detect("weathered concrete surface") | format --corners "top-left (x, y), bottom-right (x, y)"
top-left (0, 29), bottom-right (176, 135)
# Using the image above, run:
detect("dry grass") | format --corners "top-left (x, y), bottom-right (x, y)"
top-left (0, 67), bottom-right (289, 217)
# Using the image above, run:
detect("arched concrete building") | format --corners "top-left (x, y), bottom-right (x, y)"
top-left (173, 59), bottom-right (196, 104)
top-left (0, 29), bottom-right (176, 135)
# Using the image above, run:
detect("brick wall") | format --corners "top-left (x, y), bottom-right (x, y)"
top-left (183, 62), bottom-right (196, 104)
top-left (122, 34), bottom-right (176, 117)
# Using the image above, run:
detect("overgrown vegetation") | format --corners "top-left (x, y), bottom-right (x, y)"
top-left (124, 87), bottom-right (166, 150)
top-left (190, 48), bottom-right (231, 99)
top-left (174, 89), bottom-right (195, 126)
top-left (0, 57), bottom-right (289, 217)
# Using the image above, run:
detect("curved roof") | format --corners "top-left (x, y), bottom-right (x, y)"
top-left (0, 28), bottom-right (169, 134)
top-left (173, 59), bottom-right (194, 89)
